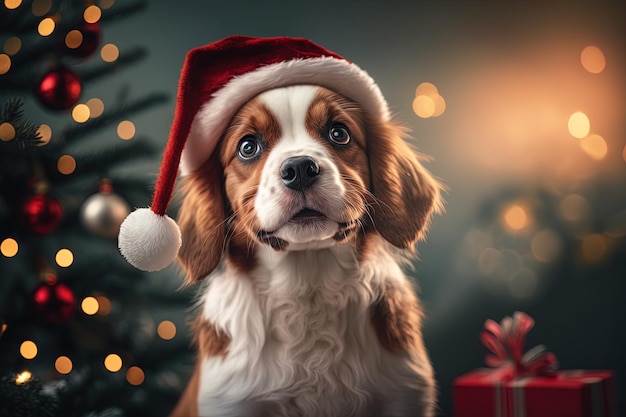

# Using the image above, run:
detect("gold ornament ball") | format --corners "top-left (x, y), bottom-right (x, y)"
top-left (81, 192), bottom-right (130, 238)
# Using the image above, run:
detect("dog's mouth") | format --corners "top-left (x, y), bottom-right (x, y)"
top-left (289, 208), bottom-right (326, 222)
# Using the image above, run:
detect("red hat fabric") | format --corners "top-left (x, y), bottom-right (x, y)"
top-left (118, 35), bottom-right (391, 272)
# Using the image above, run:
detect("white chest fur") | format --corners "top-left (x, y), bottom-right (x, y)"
top-left (197, 242), bottom-right (424, 417)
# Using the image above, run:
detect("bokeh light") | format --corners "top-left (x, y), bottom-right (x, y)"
top-left (95, 295), bottom-right (111, 315)
top-left (1, 238), bottom-right (19, 257)
top-left (117, 120), bottom-right (135, 140)
top-left (126, 366), bottom-right (145, 386)
top-left (0, 122), bottom-right (15, 141)
top-left (86, 98), bottom-right (105, 118)
top-left (99, 0), bottom-right (115, 9)
top-left (4, 36), bottom-right (21, 55)
top-left (579, 134), bottom-right (607, 160)
top-left (581, 234), bottom-right (609, 263)
top-left (81, 296), bottom-right (99, 315)
top-left (157, 320), bottom-right (176, 340)
top-left (36, 124), bottom-right (52, 145)
top-left (580, 45), bottom-right (606, 74)
top-left (37, 17), bottom-right (55, 37)
top-left (4, 0), bottom-right (22, 9)
top-left (568, 111), bottom-right (590, 139)
top-left (531, 229), bottom-right (562, 263)
top-left (100, 43), bottom-right (119, 62)
top-left (55, 356), bottom-right (73, 374)
top-left (57, 155), bottom-right (76, 175)
top-left (502, 204), bottom-right (531, 231)
top-left (83, 5), bottom-right (101, 23)
top-left (20, 340), bottom-right (38, 359)
top-left (65, 30), bottom-right (83, 49)
top-left (0, 53), bottom-right (11, 75)
top-left (413, 82), bottom-right (446, 118)
top-left (560, 194), bottom-right (590, 222)
top-left (31, 0), bottom-right (51, 16)
top-left (55, 248), bottom-right (74, 267)
top-left (72, 104), bottom-right (90, 123)
top-left (15, 370), bottom-right (32, 385)
top-left (104, 353), bottom-right (122, 372)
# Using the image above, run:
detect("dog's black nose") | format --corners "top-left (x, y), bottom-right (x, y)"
top-left (280, 156), bottom-right (320, 191)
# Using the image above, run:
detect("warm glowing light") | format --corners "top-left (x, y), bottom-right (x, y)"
top-left (4, 37), bottom-right (21, 55)
top-left (38, 17), bottom-right (55, 37)
top-left (20, 340), bottom-right (38, 359)
top-left (99, 0), bottom-right (115, 9)
top-left (580, 134), bottom-right (607, 160)
top-left (580, 46), bottom-right (606, 74)
top-left (568, 112), bottom-right (590, 139)
top-left (0, 122), bottom-right (15, 141)
top-left (117, 120), bottom-right (135, 140)
top-left (81, 296), bottom-right (99, 315)
top-left (55, 356), bottom-right (73, 374)
top-left (431, 94), bottom-right (446, 117)
top-left (126, 366), bottom-right (145, 386)
top-left (581, 234), bottom-right (608, 263)
top-left (31, 0), bottom-right (51, 16)
top-left (415, 82), bottom-right (439, 97)
top-left (623, 144), bottom-right (626, 164)
top-left (560, 194), bottom-right (590, 222)
top-left (104, 353), bottom-right (122, 372)
top-left (1, 323), bottom-right (7, 336)
top-left (413, 82), bottom-right (446, 118)
top-left (413, 95), bottom-right (435, 118)
top-left (95, 295), bottom-right (111, 315)
top-left (37, 124), bottom-right (52, 145)
top-left (531, 229), bottom-right (562, 263)
top-left (57, 155), bottom-right (76, 175)
top-left (4, 0), bottom-right (22, 9)
top-left (83, 5), bottom-right (101, 23)
top-left (0, 53), bottom-right (11, 74)
top-left (502, 204), bottom-right (530, 231)
top-left (55, 248), bottom-right (74, 268)
top-left (1, 237), bottom-right (19, 257)
top-left (157, 320), bottom-right (176, 340)
top-left (86, 98), bottom-right (104, 118)
top-left (100, 43), bottom-right (119, 62)
top-left (15, 370), bottom-right (32, 385)
top-left (65, 30), bottom-right (83, 49)
top-left (72, 103), bottom-right (90, 123)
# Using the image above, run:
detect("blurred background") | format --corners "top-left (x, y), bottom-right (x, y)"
top-left (1, 0), bottom-right (624, 416)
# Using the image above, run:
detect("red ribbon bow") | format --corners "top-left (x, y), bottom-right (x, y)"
top-left (480, 311), bottom-right (558, 378)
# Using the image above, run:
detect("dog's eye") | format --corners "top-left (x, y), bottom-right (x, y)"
top-left (328, 124), bottom-right (351, 146)
top-left (238, 136), bottom-right (261, 160)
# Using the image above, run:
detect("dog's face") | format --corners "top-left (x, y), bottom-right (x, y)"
top-left (177, 85), bottom-right (440, 282)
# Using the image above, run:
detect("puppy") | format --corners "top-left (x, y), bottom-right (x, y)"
top-left (169, 84), bottom-right (441, 417)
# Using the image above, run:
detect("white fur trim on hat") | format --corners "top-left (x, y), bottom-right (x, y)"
top-left (118, 208), bottom-right (182, 271)
top-left (181, 56), bottom-right (389, 175)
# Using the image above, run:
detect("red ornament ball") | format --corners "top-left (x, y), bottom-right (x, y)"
top-left (22, 194), bottom-right (63, 235)
top-left (36, 67), bottom-right (82, 110)
top-left (32, 281), bottom-right (76, 324)
top-left (65, 23), bottom-right (101, 59)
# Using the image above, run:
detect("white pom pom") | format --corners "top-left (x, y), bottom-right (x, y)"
top-left (118, 208), bottom-right (181, 271)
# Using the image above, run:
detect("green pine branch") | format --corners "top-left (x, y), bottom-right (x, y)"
top-left (0, 98), bottom-right (42, 149)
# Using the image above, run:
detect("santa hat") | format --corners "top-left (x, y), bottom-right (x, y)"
top-left (118, 35), bottom-right (391, 271)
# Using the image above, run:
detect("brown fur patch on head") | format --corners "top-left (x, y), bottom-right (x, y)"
top-left (365, 117), bottom-right (442, 250)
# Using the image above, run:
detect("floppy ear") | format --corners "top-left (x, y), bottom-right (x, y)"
top-left (367, 120), bottom-right (442, 249)
top-left (177, 152), bottom-right (226, 283)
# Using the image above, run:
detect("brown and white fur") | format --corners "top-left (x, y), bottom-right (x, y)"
top-left (170, 85), bottom-right (442, 417)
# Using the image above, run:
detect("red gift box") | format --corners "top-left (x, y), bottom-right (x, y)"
top-left (453, 312), bottom-right (617, 417)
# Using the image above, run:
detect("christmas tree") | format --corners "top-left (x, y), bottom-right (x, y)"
top-left (0, 1), bottom-right (193, 416)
